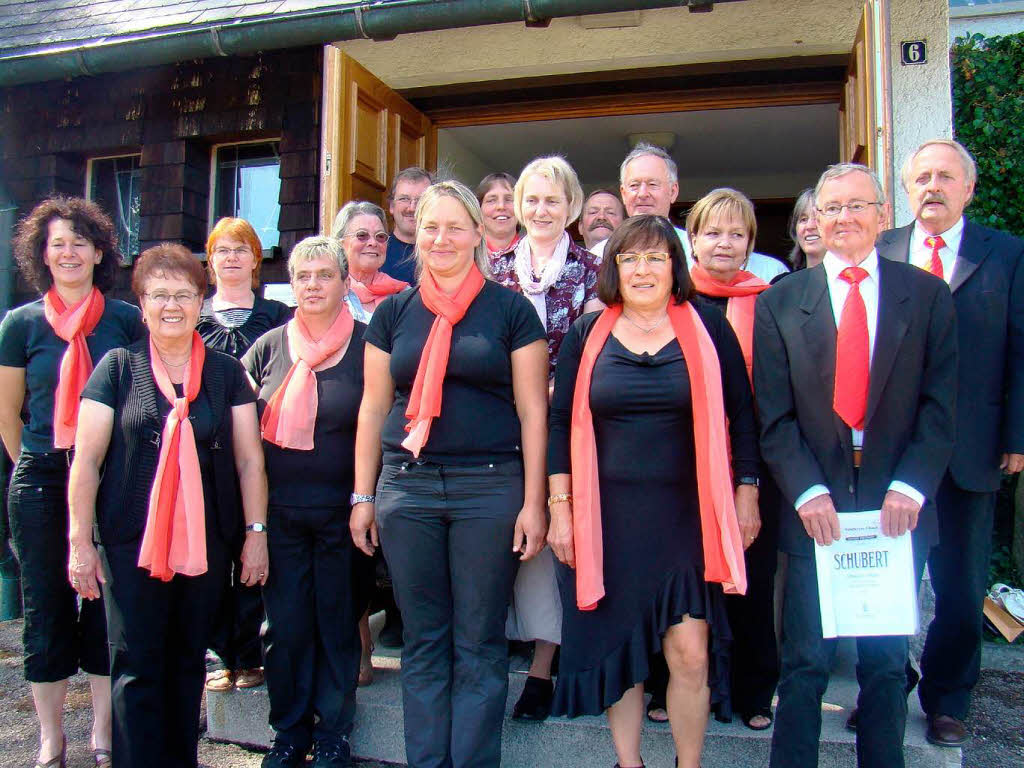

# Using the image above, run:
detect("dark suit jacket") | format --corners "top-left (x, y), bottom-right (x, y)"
top-left (877, 220), bottom-right (1024, 493)
top-left (753, 258), bottom-right (958, 555)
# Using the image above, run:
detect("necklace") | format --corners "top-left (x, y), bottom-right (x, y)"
top-left (157, 354), bottom-right (189, 368)
top-left (622, 310), bottom-right (669, 335)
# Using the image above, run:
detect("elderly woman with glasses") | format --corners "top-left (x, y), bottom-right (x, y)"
top-left (548, 215), bottom-right (758, 768)
top-left (198, 216), bottom-right (291, 694)
top-left (68, 243), bottom-right (268, 768)
top-left (331, 201), bottom-right (408, 323)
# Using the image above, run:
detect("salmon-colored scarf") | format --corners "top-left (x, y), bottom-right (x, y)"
top-left (689, 265), bottom-right (769, 382)
top-left (349, 271), bottom-right (409, 309)
top-left (260, 305), bottom-right (355, 450)
top-left (137, 332), bottom-right (207, 582)
top-left (570, 302), bottom-right (747, 610)
top-left (43, 287), bottom-right (105, 449)
top-left (402, 264), bottom-right (486, 457)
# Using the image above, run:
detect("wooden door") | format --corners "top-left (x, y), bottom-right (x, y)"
top-left (320, 47), bottom-right (437, 234)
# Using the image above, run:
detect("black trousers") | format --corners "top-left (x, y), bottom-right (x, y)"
top-left (914, 475), bottom-right (995, 719)
top-left (208, 539), bottom-right (264, 671)
top-left (376, 460), bottom-right (522, 768)
top-left (770, 554), bottom-right (908, 768)
top-left (262, 503), bottom-right (360, 751)
top-left (8, 452), bottom-right (108, 681)
top-left (102, 536), bottom-right (227, 768)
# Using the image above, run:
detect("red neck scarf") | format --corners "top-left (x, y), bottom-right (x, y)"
top-left (261, 305), bottom-right (355, 450)
top-left (349, 271), bottom-right (409, 309)
top-left (487, 231), bottom-right (522, 255)
top-left (570, 302), bottom-right (747, 610)
top-left (43, 286), bottom-right (105, 449)
top-left (689, 265), bottom-right (769, 382)
top-left (402, 264), bottom-right (486, 457)
top-left (137, 332), bottom-right (207, 582)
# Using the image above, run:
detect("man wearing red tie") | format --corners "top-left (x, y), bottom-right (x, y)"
top-left (877, 139), bottom-right (1024, 747)
top-left (753, 163), bottom-right (957, 768)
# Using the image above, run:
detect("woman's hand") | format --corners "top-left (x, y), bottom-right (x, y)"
top-left (68, 538), bottom-right (105, 600)
top-left (350, 501), bottom-right (378, 557)
top-left (547, 501), bottom-right (575, 568)
top-left (735, 483), bottom-right (761, 550)
top-left (240, 530), bottom-right (269, 587)
top-left (513, 503), bottom-right (547, 561)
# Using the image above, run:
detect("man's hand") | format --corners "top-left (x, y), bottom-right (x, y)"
top-left (1001, 453), bottom-right (1024, 474)
top-left (797, 494), bottom-right (841, 546)
top-left (880, 489), bottom-right (920, 538)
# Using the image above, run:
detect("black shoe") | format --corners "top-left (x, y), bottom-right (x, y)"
top-left (512, 676), bottom-right (554, 721)
top-left (262, 742), bottom-right (306, 768)
top-left (926, 714), bottom-right (969, 747)
top-left (379, 610), bottom-right (404, 648)
top-left (311, 738), bottom-right (352, 767)
top-left (845, 707), bottom-right (858, 732)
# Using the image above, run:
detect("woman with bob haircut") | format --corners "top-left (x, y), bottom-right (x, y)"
top-left (476, 171), bottom-right (521, 255)
top-left (68, 243), bottom-right (268, 768)
top-left (331, 200), bottom-right (408, 323)
top-left (547, 214), bottom-right (758, 768)
top-left (0, 195), bottom-right (144, 768)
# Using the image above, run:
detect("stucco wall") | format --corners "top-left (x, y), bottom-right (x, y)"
top-left (888, 0), bottom-right (953, 227)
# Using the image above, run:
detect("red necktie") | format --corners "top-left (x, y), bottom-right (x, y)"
top-left (834, 266), bottom-right (870, 431)
top-left (924, 235), bottom-right (945, 279)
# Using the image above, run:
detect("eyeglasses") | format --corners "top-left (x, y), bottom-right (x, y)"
top-left (342, 230), bottom-right (390, 245)
top-left (144, 290), bottom-right (200, 306)
top-left (615, 251), bottom-right (670, 267)
top-left (393, 196), bottom-right (421, 207)
top-left (816, 200), bottom-right (883, 218)
top-left (211, 246), bottom-right (254, 257)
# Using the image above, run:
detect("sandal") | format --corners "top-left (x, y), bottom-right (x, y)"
top-left (234, 667), bottom-right (265, 688)
top-left (359, 643), bottom-right (375, 687)
top-left (34, 734), bottom-right (66, 768)
top-left (205, 668), bottom-right (235, 692)
top-left (646, 694), bottom-right (668, 723)
top-left (92, 748), bottom-right (112, 767)
top-left (742, 708), bottom-right (774, 731)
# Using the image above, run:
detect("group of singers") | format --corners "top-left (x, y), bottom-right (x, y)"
top-left (1, 136), bottom-right (1021, 768)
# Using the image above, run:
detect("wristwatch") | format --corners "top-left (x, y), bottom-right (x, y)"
top-left (246, 522), bottom-right (268, 533)
top-left (351, 492), bottom-right (376, 505)
top-left (735, 475), bottom-right (760, 488)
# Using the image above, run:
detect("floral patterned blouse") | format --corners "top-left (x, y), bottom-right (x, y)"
top-left (489, 238), bottom-right (600, 378)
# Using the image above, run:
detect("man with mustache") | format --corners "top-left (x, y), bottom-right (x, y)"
top-left (579, 188), bottom-right (625, 250)
top-left (876, 138), bottom-right (1024, 747)
top-left (382, 166), bottom-right (434, 286)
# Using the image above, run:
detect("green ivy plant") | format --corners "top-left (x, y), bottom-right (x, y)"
top-left (952, 32), bottom-right (1024, 238)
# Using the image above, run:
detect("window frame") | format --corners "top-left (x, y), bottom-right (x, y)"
top-left (84, 151), bottom-right (143, 265)
top-left (208, 137), bottom-right (283, 260)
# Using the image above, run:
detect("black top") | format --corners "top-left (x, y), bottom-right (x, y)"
top-left (82, 341), bottom-right (256, 546)
top-left (548, 300), bottom-right (759, 479)
top-left (196, 295), bottom-right (292, 360)
top-left (364, 280), bottom-right (546, 466)
top-left (382, 237), bottom-right (417, 285)
top-left (243, 322), bottom-right (366, 507)
top-left (0, 298), bottom-right (145, 453)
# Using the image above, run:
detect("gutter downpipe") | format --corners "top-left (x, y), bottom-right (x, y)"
top-left (0, 0), bottom-right (706, 87)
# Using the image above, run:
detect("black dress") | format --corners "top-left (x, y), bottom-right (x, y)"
top-left (549, 301), bottom-right (759, 718)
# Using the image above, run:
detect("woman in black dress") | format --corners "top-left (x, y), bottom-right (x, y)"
top-left (198, 217), bottom-right (290, 693)
top-left (243, 236), bottom-right (365, 767)
top-left (0, 196), bottom-right (144, 768)
top-left (548, 215), bottom-right (759, 768)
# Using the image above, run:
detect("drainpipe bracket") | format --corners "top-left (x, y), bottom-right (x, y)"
top-left (688, 0), bottom-right (714, 12)
top-left (355, 6), bottom-right (397, 42)
top-left (209, 26), bottom-right (228, 56)
top-left (522, 0), bottom-right (551, 28)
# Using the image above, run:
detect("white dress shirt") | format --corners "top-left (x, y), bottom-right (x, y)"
top-left (793, 249), bottom-right (924, 511)
top-left (910, 216), bottom-right (964, 285)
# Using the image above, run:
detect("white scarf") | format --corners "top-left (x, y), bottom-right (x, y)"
top-left (513, 231), bottom-right (570, 330)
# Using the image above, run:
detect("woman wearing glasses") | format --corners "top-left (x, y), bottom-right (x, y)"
top-left (548, 215), bottom-right (757, 768)
top-left (198, 217), bottom-right (290, 694)
top-left (68, 243), bottom-right (268, 768)
top-left (331, 201), bottom-right (409, 323)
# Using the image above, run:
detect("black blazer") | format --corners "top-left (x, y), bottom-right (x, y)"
top-left (753, 258), bottom-right (958, 555)
top-left (877, 220), bottom-right (1024, 493)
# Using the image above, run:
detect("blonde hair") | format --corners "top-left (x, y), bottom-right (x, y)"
top-left (686, 187), bottom-right (757, 259)
top-left (414, 181), bottom-right (492, 279)
top-left (287, 236), bottom-right (348, 281)
top-left (514, 155), bottom-right (585, 226)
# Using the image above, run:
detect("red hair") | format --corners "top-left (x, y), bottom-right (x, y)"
top-left (206, 217), bottom-right (264, 289)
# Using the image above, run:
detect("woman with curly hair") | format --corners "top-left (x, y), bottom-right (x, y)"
top-left (0, 196), bottom-right (144, 767)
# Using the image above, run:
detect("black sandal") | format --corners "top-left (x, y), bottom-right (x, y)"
top-left (512, 676), bottom-right (553, 721)
top-left (645, 692), bottom-right (668, 723)
top-left (742, 708), bottom-right (774, 731)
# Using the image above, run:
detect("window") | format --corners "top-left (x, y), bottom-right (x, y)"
top-left (212, 141), bottom-right (281, 253)
top-left (87, 154), bottom-right (141, 263)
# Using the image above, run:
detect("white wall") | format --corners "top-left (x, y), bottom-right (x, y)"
top-left (436, 131), bottom-right (491, 188)
top-left (950, 3), bottom-right (1024, 40)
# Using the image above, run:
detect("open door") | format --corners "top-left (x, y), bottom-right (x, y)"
top-left (320, 47), bottom-right (437, 234)
top-left (839, 0), bottom-right (892, 194)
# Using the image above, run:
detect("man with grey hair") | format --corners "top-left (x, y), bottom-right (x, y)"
top-left (877, 138), bottom-right (1024, 747)
top-left (754, 163), bottom-right (957, 767)
top-left (383, 166), bottom-right (434, 285)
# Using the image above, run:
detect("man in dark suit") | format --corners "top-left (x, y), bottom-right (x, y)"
top-left (754, 163), bottom-right (957, 768)
top-left (876, 138), bottom-right (1024, 746)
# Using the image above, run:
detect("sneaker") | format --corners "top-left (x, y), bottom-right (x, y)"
top-left (990, 583), bottom-right (1024, 623)
top-left (312, 738), bottom-right (352, 767)
top-left (262, 741), bottom-right (305, 768)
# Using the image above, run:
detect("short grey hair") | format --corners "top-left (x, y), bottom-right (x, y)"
top-left (331, 200), bottom-right (387, 239)
top-left (900, 138), bottom-right (977, 190)
top-left (813, 163), bottom-right (885, 206)
top-left (620, 142), bottom-right (679, 185)
top-left (414, 181), bottom-right (492, 280)
top-left (287, 236), bottom-right (348, 281)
